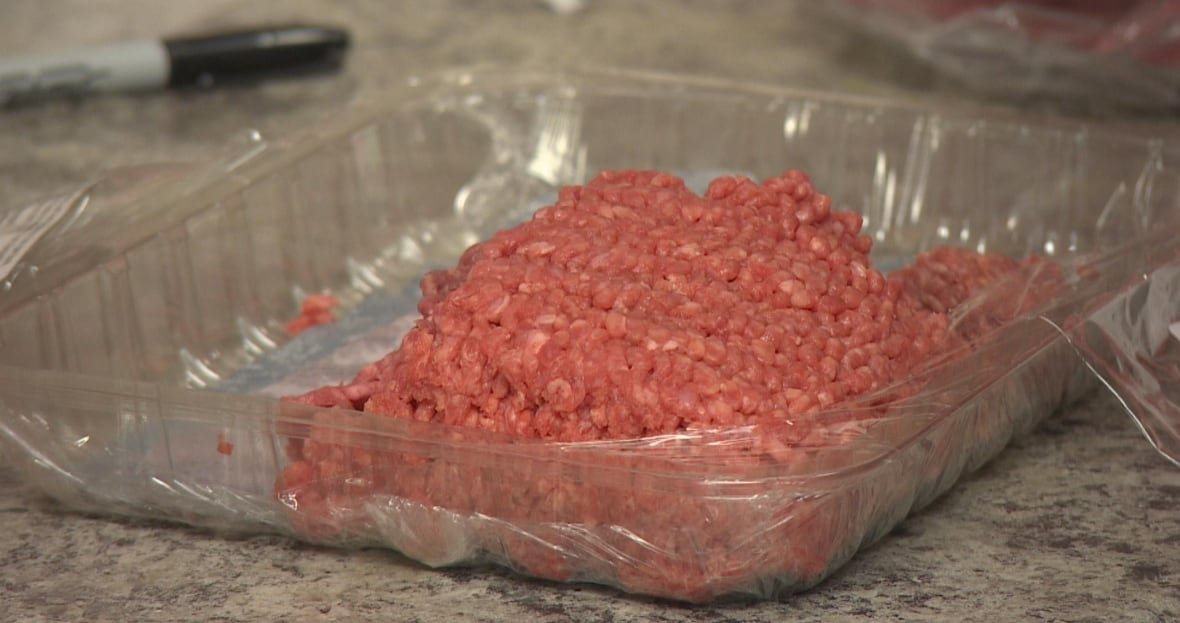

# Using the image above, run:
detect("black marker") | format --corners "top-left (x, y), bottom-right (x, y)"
top-left (0, 25), bottom-right (350, 105)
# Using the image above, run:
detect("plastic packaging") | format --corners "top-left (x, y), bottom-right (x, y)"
top-left (1, 68), bottom-right (1178, 602)
top-left (1064, 229), bottom-right (1180, 466)
top-left (823, 1), bottom-right (1180, 111)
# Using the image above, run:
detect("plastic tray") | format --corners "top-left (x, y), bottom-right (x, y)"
top-left (1, 68), bottom-right (1177, 602)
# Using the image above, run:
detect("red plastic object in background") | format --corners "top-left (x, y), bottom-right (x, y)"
top-left (828, 1), bottom-right (1180, 110)
top-left (842, 0), bottom-right (1180, 64)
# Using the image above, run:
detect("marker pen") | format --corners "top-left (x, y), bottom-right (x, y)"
top-left (0, 25), bottom-right (350, 106)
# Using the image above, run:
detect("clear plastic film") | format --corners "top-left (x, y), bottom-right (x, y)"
top-left (822, 1), bottom-right (1180, 111)
top-left (1, 68), bottom-right (1179, 602)
top-left (1060, 228), bottom-right (1180, 466)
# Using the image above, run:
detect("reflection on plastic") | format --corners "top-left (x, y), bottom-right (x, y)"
top-left (0, 184), bottom-right (91, 286)
top-left (1068, 252), bottom-right (1180, 466)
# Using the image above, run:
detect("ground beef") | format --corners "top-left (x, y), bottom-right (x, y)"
top-left (285, 294), bottom-right (339, 336)
top-left (275, 169), bottom-right (1053, 600)
top-left (285, 170), bottom-right (1020, 440)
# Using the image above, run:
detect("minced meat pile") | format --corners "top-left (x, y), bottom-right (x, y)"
top-left (285, 169), bottom-right (1024, 440)
top-left (276, 169), bottom-right (1053, 599)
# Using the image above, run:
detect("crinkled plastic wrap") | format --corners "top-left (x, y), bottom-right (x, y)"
top-left (0, 69), bottom-right (1178, 602)
top-left (824, 1), bottom-right (1180, 111)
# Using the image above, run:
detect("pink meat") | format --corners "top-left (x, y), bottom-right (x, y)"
top-left (286, 170), bottom-right (1015, 441)
top-left (275, 169), bottom-right (1052, 599)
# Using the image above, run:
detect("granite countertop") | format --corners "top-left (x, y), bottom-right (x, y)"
top-left (2, 2), bottom-right (1179, 621)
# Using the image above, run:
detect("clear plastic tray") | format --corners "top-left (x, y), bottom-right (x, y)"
top-left (1, 68), bottom-right (1178, 602)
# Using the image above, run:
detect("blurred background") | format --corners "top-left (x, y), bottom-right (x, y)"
top-left (7, 0), bottom-right (1179, 211)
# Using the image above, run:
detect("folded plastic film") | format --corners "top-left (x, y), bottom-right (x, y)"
top-left (1065, 242), bottom-right (1180, 466)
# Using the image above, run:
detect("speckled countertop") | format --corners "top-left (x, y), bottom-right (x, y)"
top-left (1, 2), bottom-right (1179, 622)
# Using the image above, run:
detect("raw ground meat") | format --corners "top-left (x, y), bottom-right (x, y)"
top-left (285, 294), bottom-right (339, 336)
top-left (285, 170), bottom-right (1023, 439)
top-left (274, 170), bottom-right (1061, 601)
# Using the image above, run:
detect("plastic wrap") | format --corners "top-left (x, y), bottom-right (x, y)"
top-left (1064, 229), bottom-right (1180, 466)
top-left (1, 68), bottom-right (1178, 602)
top-left (824, 1), bottom-right (1180, 111)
